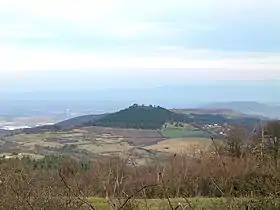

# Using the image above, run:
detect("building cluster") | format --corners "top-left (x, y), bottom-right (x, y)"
top-left (203, 124), bottom-right (230, 136)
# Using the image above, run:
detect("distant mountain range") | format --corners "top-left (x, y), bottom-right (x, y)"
top-left (0, 104), bottom-right (266, 142)
top-left (202, 102), bottom-right (280, 119)
top-left (0, 103), bottom-right (270, 137)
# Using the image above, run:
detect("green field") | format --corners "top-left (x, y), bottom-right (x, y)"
top-left (161, 124), bottom-right (210, 138)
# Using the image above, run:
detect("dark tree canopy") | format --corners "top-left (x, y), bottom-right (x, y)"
top-left (89, 104), bottom-right (187, 130)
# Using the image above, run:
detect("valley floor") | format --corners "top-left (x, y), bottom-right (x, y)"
top-left (0, 125), bottom-right (213, 163)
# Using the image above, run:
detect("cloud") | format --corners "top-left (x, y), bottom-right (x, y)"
top-left (1, 43), bottom-right (280, 81)
top-left (0, 23), bottom-right (56, 40)
top-left (0, 0), bottom-right (280, 83)
top-left (2, 0), bottom-right (279, 41)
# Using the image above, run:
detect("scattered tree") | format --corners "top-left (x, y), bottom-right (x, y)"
top-left (225, 126), bottom-right (247, 158)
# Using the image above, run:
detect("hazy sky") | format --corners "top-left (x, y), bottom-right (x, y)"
top-left (1, 0), bottom-right (280, 90)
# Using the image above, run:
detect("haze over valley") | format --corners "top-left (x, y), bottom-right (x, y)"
top-left (1, 78), bottom-right (280, 130)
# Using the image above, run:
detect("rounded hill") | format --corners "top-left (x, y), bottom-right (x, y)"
top-left (89, 104), bottom-right (186, 130)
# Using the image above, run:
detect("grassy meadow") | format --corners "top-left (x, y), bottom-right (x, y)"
top-left (160, 123), bottom-right (210, 138)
